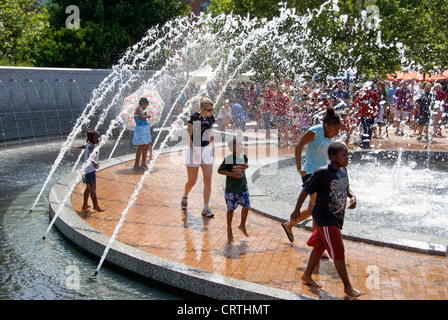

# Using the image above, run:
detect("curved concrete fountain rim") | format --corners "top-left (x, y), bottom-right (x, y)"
top-left (249, 149), bottom-right (448, 257)
top-left (47, 144), bottom-right (448, 302)
top-left (48, 144), bottom-right (308, 300)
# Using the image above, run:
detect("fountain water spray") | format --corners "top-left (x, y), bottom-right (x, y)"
top-left (0, 80), bottom-right (21, 142)
top-left (91, 3), bottom-right (350, 275)
top-left (38, 2), bottom-right (430, 274)
top-left (40, 79), bottom-right (64, 137)
top-left (42, 15), bottom-right (210, 230)
top-left (10, 79), bottom-right (36, 140)
top-left (37, 1), bottom-right (300, 238)
top-left (31, 22), bottom-right (184, 211)
top-left (25, 79), bottom-right (50, 138)
top-left (32, 20), bottom-right (194, 211)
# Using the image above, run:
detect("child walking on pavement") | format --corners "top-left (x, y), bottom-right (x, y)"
top-left (218, 136), bottom-right (250, 242)
top-left (296, 142), bottom-right (364, 298)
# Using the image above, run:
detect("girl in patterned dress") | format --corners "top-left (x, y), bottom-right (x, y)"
top-left (132, 97), bottom-right (152, 170)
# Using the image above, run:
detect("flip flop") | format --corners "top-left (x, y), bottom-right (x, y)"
top-left (281, 222), bottom-right (294, 242)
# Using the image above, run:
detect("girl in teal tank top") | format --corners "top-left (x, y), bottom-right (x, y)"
top-left (282, 107), bottom-right (341, 243)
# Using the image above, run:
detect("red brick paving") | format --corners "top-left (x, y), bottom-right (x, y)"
top-left (72, 126), bottom-right (448, 300)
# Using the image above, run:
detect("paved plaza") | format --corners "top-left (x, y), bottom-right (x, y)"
top-left (69, 125), bottom-right (448, 300)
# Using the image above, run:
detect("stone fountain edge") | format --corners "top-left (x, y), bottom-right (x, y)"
top-left (48, 149), bottom-right (311, 301)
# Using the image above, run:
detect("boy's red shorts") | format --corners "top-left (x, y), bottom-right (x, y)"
top-left (307, 226), bottom-right (345, 260)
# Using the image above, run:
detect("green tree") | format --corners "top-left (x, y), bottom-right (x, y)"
top-left (208, 0), bottom-right (447, 80)
top-left (208, 0), bottom-right (326, 19)
top-left (30, 0), bottom-right (191, 68)
top-left (409, 0), bottom-right (448, 73)
top-left (0, 0), bottom-right (49, 65)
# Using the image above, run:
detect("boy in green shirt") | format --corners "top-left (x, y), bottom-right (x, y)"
top-left (218, 137), bottom-right (250, 242)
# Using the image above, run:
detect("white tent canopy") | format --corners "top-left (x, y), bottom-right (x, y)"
top-left (190, 64), bottom-right (255, 85)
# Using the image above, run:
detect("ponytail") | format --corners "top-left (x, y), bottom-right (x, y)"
top-left (322, 107), bottom-right (341, 126)
top-left (139, 97), bottom-right (149, 106)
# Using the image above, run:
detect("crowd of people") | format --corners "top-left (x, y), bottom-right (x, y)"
top-left (203, 77), bottom-right (448, 148)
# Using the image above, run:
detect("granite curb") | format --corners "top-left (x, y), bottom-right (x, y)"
top-left (48, 149), bottom-right (309, 300)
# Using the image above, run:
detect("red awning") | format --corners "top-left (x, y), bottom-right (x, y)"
top-left (386, 70), bottom-right (448, 82)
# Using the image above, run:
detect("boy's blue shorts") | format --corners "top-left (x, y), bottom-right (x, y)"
top-left (224, 191), bottom-right (250, 211)
top-left (82, 171), bottom-right (96, 184)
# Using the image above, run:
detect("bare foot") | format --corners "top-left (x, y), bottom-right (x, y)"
top-left (344, 286), bottom-right (365, 298)
top-left (82, 205), bottom-right (91, 210)
top-left (227, 229), bottom-right (234, 242)
top-left (238, 225), bottom-right (249, 237)
top-left (301, 275), bottom-right (322, 288)
top-left (93, 206), bottom-right (105, 212)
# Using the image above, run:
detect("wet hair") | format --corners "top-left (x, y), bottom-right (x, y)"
top-left (328, 141), bottom-right (348, 157)
top-left (86, 129), bottom-right (100, 143)
top-left (199, 97), bottom-right (214, 109)
top-left (139, 97), bottom-right (149, 106)
top-left (322, 107), bottom-right (341, 127)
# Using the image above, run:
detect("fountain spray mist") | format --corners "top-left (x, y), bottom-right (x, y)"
top-left (38, 2), bottom-right (421, 274)
top-left (30, 16), bottom-right (194, 212)
top-left (91, 3), bottom-right (346, 275)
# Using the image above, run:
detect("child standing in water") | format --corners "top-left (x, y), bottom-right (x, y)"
top-left (75, 129), bottom-right (104, 212)
top-left (297, 142), bottom-right (363, 298)
top-left (218, 136), bottom-right (250, 242)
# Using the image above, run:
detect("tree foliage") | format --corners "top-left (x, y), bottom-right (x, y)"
top-left (208, 0), bottom-right (448, 80)
top-left (29, 0), bottom-right (191, 68)
top-left (0, 0), bottom-right (49, 65)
